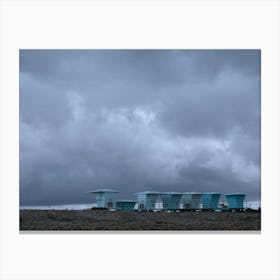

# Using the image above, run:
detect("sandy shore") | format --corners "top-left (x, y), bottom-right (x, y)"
top-left (20, 210), bottom-right (261, 231)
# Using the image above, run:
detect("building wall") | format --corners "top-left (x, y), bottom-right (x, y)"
top-left (226, 195), bottom-right (245, 209)
top-left (201, 194), bottom-right (221, 210)
top-left (96, 192), bottom-right (118, 208)
top-left (168, 194), bottom-right (182, 209)
top-left (181, 193), bottom-right (191, 209)
top-left (95, 193), bottom-right (105, 208)
top-left (191, 194), bottom-right (201, 209)
top-left (181, 194), bottom-right (201, 209)
top-left (161, 194), bottom-right (172, 209)
top-left (136, 194), bottom-right (147, 210)
top-left (136, 194), bottom-right (160, 210)
top-left (115, 201), bottom-right (136, 211)
top-left (145, 194), bottom-right (158, 210)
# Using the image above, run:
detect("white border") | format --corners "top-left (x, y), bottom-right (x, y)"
top-left (0, 1), bottom-right (279, 280)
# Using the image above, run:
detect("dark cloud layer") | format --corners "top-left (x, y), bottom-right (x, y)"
top-left (20, 50), bottom-right (260, 205)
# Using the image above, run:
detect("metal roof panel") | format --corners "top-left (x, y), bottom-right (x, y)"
top-left (88, 189), bottom-right (119, 193)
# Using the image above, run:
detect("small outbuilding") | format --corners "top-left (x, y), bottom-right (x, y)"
top-left (201, 192), bottom-right (221, 210)
top-left (225, 193), bottom-right (246, 209)
top-left (115, 200), bottom-right (136, 211)
top-left (88, 189), bottom-right (119, 209)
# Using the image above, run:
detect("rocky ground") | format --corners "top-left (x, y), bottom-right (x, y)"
top-left (20, 210), bottom-right (261, 231)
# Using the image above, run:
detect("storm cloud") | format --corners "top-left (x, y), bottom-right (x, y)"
top-left (20, 50), bottom-right (260, 205)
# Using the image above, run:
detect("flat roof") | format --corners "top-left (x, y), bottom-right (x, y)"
top-left (161, 192), bottom-right (182, 195)
top-left (183, 192), bottom-right (202, 195)
top-left (201, 192), bottom-right (221, 195)
top-left (225, 193), bottom-right (246, 196)
top-left (136, 191), bottom-right (183, 195)
top-left (88, 189), bottom-right (119, 193)
top-left (116, 200), bottom-right (137, 203)
top-left (135, 191), bottom-right (160, 195)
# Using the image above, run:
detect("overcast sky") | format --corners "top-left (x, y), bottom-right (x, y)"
top-left (20, 50), bottom-right (260, 205)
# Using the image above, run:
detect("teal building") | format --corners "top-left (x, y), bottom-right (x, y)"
top-left (160, 192), bottom-right (182, 210)
top-left (181, 192), bottom-right (202, 209)
top-left (201, 192), bottom-right (221, 210)
top-left (115, 200), bottom-right (136, 211)
top-left (135, 191), bottom-right (162, 211)
top-left (225, 193), bottom-right (246, 209)
top-left (88, 189), bottom-right (119, 209)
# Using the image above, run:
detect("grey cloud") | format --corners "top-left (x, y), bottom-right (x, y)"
top-left (178, 164), bottom-right (260, 200)
top-left (20, 73), bottom-right (72, 128)
top-left (20, 50), bottom-right (261, 205)
top-left (158, 70), bottom-right (260, 139)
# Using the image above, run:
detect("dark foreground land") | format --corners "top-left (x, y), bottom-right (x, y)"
top-left (20, 210), bottom-right (261, 231)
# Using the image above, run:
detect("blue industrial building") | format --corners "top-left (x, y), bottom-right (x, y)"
top-left (181, 192), bottom-right (202, 209)
top-left (225, 193), bottom-right (246, 209)
top-left (161, 192), bottom-right (182, 210)
top-left (115, 200), bottom-right (137, 211)
top-left (88, 188), bottom-right (248, 212)
top-left (201, 193), bottom-right (221, 210)
top-left (135, 191), bottom-right (162, 211)
top-left (88, 189), bottom-right (119, 209)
